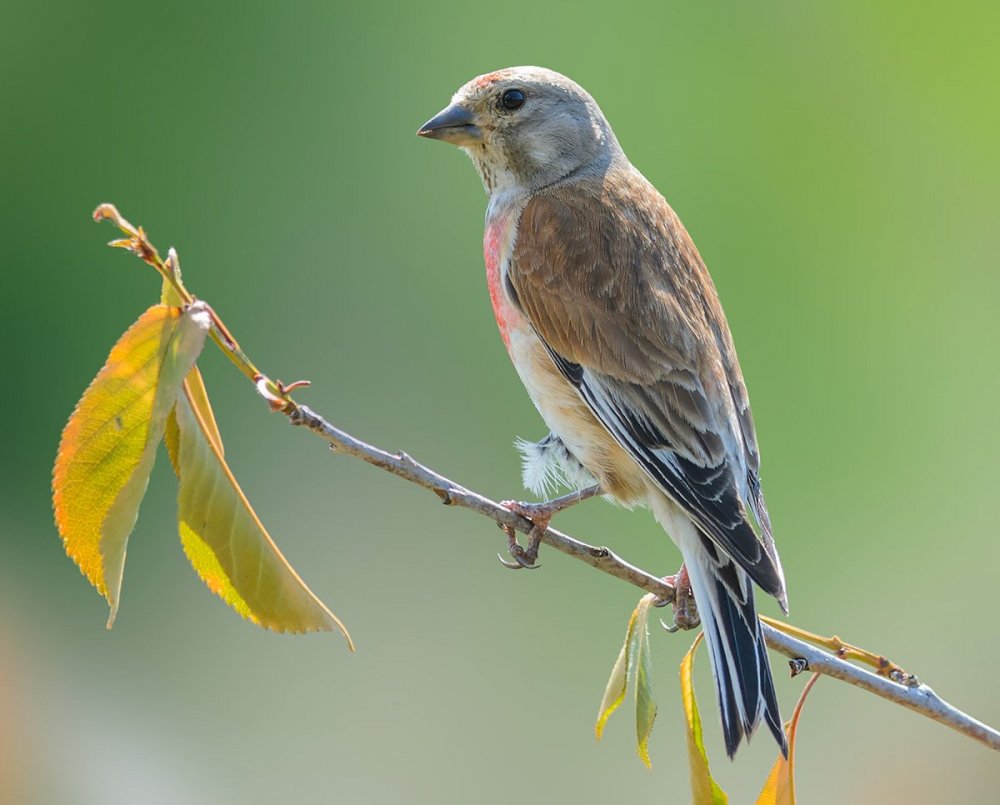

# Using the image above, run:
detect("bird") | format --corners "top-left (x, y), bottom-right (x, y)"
top-left (417, 66), bottom-right (788, 758)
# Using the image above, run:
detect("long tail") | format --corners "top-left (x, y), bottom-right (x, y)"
top-left (681, 544), bottom-right (787, 758)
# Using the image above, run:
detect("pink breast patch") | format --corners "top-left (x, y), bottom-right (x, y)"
top-left (483, 215), bottom-right (517, 350)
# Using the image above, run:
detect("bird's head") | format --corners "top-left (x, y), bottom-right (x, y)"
top-left (417, 67), bottom-right (620, 197)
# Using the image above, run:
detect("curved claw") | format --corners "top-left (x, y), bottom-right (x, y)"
top-left (497, 521), bottom-right (542, 569)
top-left (496, 552), bottom-right (542, 570)
top-left (659, 618), bottom-right (680, 633)
top-left (497, 553), bottom-right (524, 570)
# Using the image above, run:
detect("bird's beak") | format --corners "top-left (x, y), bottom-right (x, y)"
top-left (416, 103), bottom-right (481, 145)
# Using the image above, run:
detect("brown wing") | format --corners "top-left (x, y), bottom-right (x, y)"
top-left (508, 167), bottom-right (784, 602)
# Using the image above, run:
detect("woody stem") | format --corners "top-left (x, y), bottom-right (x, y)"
top-left (96, 202), bottom-right (1000, 756)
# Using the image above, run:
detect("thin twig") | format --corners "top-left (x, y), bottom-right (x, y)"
top-left (287, 405), bottom-right (675, 602)
top-left (761, 615), bottom-right (916, 684)
top-left (93, 203), bottom-right (1000, 757)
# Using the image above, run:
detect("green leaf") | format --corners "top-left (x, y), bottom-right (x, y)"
top-left (680, 633), bottom-right (729, 804)
top-left (595, 612), bottom-right (631, 740)
top-left (53, 304), bottom-right (211, 626)
top-left (596, 593), bottom-right (658, 767)
top-left (165, 365), bottom-right (222, 476)
top-left (755, 673), bottom-right (820, 805)
top-left (172, 379), bottom-right (353, 644)
top-left (633, 594), bottom-right (657, 767)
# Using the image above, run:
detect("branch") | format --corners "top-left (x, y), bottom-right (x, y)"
top-left (287, 404), bottom-right (677, 603)
top-left (287, 404), bottom-right (1000, 755)
top-left (761, 625), bottom-right (1000, 752)
top-left (93, 203), bottom-right (1000, 756)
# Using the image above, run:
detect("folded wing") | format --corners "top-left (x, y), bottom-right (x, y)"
top-left (508, 170), bottom-right (786, 606)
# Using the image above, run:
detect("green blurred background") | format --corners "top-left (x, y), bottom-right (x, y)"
top-left (2, 1), bottom-right (998, 802)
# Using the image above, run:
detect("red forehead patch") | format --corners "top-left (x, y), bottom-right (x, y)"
top-left (472, 70), bottom-right (513, 89)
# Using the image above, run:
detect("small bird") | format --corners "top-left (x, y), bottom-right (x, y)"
top-left (418, 67), bottom-right (787, 757)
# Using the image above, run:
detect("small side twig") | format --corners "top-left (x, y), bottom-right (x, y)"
top-left (762, 616), bottom-right (917, 684)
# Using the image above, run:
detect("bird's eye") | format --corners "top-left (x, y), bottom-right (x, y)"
top-left (500, 88), bottom-right (526, 111)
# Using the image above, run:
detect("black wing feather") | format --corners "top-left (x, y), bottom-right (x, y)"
top-left (544, 345), bottom-right (784, 600)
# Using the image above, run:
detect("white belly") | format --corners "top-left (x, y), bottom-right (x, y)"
top-left (505, 325), bottom-right (648, 505)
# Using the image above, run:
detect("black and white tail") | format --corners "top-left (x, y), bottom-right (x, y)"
top-left (682, 546), bottom-right (787, 758)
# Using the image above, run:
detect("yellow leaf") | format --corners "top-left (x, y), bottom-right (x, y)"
top-left (755, 756), bottom-right (786, 805)
top-left (596, 593), bottom-right (658, 768)
top-left (53, 304), bottom-right (211, 626)
top-left (680, 633), bottom-right (729, 804)
top-left (596, 608), bottom-right (636, 740)
top-left (173, 381), bottom-right (353, 645)
top-left (633, 594), bottom-right (657, 768)
top-left (755, 673), bottom-right (820, 805)
top-left (165, 366), bottom-right (223, 475)
top-left (161, 271), bottom-right (224, 471)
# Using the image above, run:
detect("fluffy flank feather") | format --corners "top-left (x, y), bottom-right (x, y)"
top-left (516, 433), bottom-right (594, 497)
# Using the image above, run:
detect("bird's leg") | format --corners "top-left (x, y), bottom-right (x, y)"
top-left (503, 484), bottom-right (603, 528)
top-left (497, 524), bottom-right (542, 570)
top-left (498, 484), bottom-right (602, 569)
top-left (658, 563), bottom-right (700, 631)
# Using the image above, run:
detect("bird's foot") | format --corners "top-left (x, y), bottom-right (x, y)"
top-left (504, 485), bottom-right (602, 523)
top-left (501, 500), bottom-right (557, 532)
top-left (497, 486), bottom-right (602, 570)
top-left (658, 563), bottom-right (700, 631)
top-left (497, 521), bottom-right (546, 570)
